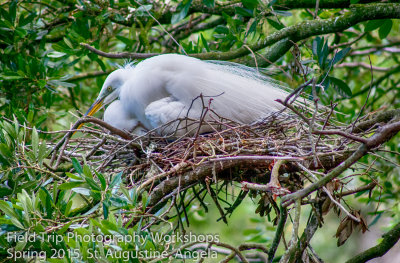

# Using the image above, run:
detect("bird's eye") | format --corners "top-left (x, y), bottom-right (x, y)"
top-left (107, 86), bottom-right (112, 92)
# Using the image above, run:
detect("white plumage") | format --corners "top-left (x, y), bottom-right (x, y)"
top-left (85, 54), bottom-right (294, 136)
top-left (103, 100), bottom-right (138, 131)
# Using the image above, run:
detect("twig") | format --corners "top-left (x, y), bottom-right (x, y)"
top-left (80, 43), bottom-right (160, 59)
top-left (281, 121), bottom-right (400, 207)
top-left (279, 198), bottom-right (301, 263)
top-left (133, 0), bottom-right (187, 55)
top-left (337, 62), bottom-right (392, 72)
top-left (277, 99), bottom-right (310, 125)
top-left (297, 163), bottom-right (360, 222)
top-left (211, 156), bottom-right (304, 162)
top-left (268, 206), bottom-right (288, 262)
top-left (312, 130), bottom-right (368, 144)
top-left (283, 78), bottom-right (313, 106)
top-left (338, 182), bottom-right (377, 197)
top-left (204, 180), bottom-right (228, 224)
top-left (351, 56), bottom-right (374, 132)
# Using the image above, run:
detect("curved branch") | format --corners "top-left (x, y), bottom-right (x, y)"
top-left (81, 43), bottom-right (160, 59)
top-left (281, 121), bottom-right (400, 207)
top-left (345, 222), bottom-right (400, 263)
top-left (81, 3), bottom-right (400, 62)
top-left (353, 109), bottom-right (400, 133)
top-left (349, 66), bottom-right (400, 100)
top-left (69, 70), bottom-right (112, 82)
top-left (268, 206), bottom-right (288, 262)
top-left (337, 62), bottom-right (395, 72)
top-left (272, 0), bottom-right (379, 9)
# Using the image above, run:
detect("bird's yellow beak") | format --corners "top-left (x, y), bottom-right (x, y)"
top-left (85, 97), bottom-right (105, 117)
top-left (74, 96), bottom-right (105, 133)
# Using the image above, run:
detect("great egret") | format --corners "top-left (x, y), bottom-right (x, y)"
top-left (103, 100), bottom-right (147, 135)
top-left (83, 54), bottom-right (295, 136)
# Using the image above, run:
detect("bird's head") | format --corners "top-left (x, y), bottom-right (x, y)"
top-left (73, 68), bottom-right (131, 134)
top-left (84, 68), bottom-right (128, 117)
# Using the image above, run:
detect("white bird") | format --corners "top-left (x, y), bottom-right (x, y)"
top-left (103, 100), bottom-right (148, 134)
top-left (83, 54), bottom-right (294, 136)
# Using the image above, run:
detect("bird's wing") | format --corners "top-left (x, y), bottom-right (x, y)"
top-left (144, 97), bottom-right (187, 134)
top-left (161, 58), bottom-right (291, 124)
top-left (145, 96), bottom-right (216, 136)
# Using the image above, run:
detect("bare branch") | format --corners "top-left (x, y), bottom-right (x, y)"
top-left (281, 121), bottom-right (400, 207)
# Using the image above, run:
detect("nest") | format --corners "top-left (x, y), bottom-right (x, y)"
top-left (50, 103), bottom-right (359, 203)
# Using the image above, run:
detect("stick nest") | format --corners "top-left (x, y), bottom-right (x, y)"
top-left (52, 106), bottom-right (359, 193)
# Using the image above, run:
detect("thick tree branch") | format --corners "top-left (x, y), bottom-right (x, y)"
top-left (272, 0), bottom-right (379, 9)
top-left (345, 222), bottom-right (400, 263)
top-left (353, 109), bottom-right (400, 133)
top-left (81, 3), bottom-right (400, 62)
top-left (281, 121), bottom-right (400, 207)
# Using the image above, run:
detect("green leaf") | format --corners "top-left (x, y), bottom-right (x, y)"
top-left (9, 0), bottom-right (17, 24)
top-left (0, 73), bottom-right (24, 80)
top-left (0, 186), bottom-right (13, 197)
top-left (200, 33), bottom-right (210, 52)
top-left (57, 221), bottom-right (72, 235)
top-left (64, 200), bottom-right (73, 216)
top-left (38, 142), bottom-right (50, 164)
top-left (96, 58), bottom-right (107, 72)
top-left (85, 177), bottom-right (101, 192)
top-left (71, 158), bottom-right (83, 174)
top-left (268, 0), bottom-right (278, 7)
top-left (47, 51), bottom-right (67, 58)
top-left (364, 20), bottom-right (385, 32)
top-left (378, 19), bottom-right (392, 39)
top-left (103, 202), bottom-right (109, 219)
top-left (19, 12), bottom-right (36, 27)
top-left (332, 47), bottom-right (351, 65)
top-left (215, 25), bottom-right (229, 34)
top-left (312, 37), bottom-right (322, 57)
top-left (203, 0), bottom-right (214, 8)
top-left (83, 202), bottom-right (100, 216)
top-left (242, 0), bottom-right (258, 9)
top-left (71, 187), bottom-right (91, 196)
top-left (31, 127), bottom-right (39, 159)
top-left (245, 19), bottom-right (258, 38)
top-left (59, 182), bottom-right (83, 190)
top-left (329, 76), bottom-right (352, 98)
top-left (66, 172), bottom-right (82, 181)
top-left (0, 200), bottom-right (18, 218)
top-left (15, 27), bottom-right (28, 37)
top-left (235, 7), bottom-right (253, 17)
top-left (171, 0), bottom-right (192, 24)
top-left (267, 18), bottom-right (284, 30)
top-left (48, 79), bottom-right (76, 88)
top-left (319, 41), bottom-right (329, 69)
top-left (64, 37), bottom-right (74, 49)
top-left (135, 4), bottom-right (152, 16)
top-left (110, 172), bottom-right (122, 189)
top-left (83, 165), bottom-right (93, 179)
top-left (273, 10), bottom-right (292, 17)
top-left (11, 217), bottom-right (25, 229)
top-left (96, 171), bottom-right (106, 191)
top-left (350, 0), bottom-right (360, 3)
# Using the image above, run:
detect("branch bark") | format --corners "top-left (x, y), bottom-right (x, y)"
top-left (345, 222), bottom-right (400, 263)
top-left (281, 121), bottom-right (400, 207)
top-left (80, 3), bottom-right (400, 63)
